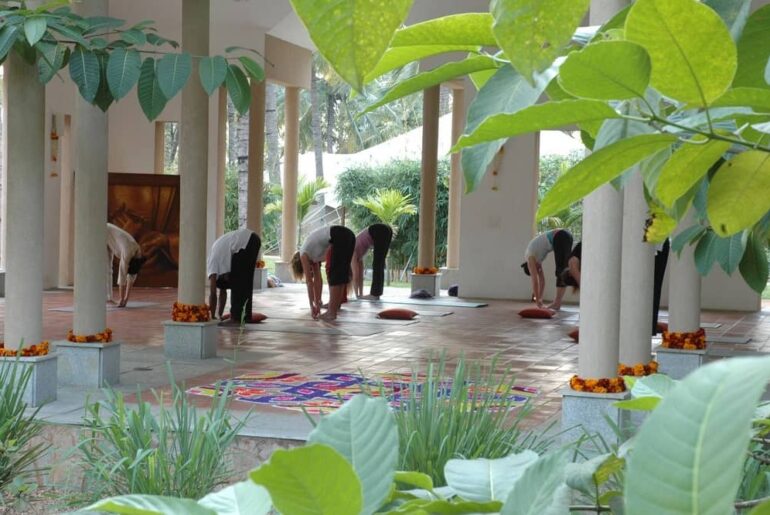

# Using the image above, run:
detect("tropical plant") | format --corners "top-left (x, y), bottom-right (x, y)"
top-left (76, 371), bottom-right (246, 500)
top-left (353, 189), bottom-right (417, 230)
top-left (537, 152), bottom-right (583, 238)
top-left (0, 359), bottom-right (49, 497)
top-left (288, 0), bottom-right (770, 293)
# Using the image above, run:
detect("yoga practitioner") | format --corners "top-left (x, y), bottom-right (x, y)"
top-left (207, 228), bottom-right (261, 323)
top-left (106, 223), bottom-right (147, 308)
top-left (352, 223), bottom-right (393, 300)
top-left (521, 229), bottom-right (573, 310)
top-left (292, 225), bottom-right (356, 321)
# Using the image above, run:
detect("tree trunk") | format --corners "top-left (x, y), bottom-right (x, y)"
top-left (326, 94), bottom-right (335, 153)
top-left (265, 82), bottom-right (281, 185)
top-left (311, 63), bottom-right (324, 204)
top-left (164, 122), bottom-right (179, 168)
top-left (229, 98), bottom-right (250, 229)
top-left (227, 98), bottom-right (238, 169)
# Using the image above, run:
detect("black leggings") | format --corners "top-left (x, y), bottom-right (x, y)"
top-left (328, 226), bottom-right (355, 286)
top-left (652, 239), bottom-right (670, 335)
top-left (230, 233), bottom-right (260, 322)
top-left (368, 224), bottom-right (393, 297)
top-left (552, 230), bottom-right (573, 287)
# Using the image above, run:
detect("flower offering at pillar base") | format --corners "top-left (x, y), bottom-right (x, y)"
top-left (617, 360), bottom-right (659, 377)
top-left (67, 328), bottom-right (113, 344)
top-left (413, 266), bottom-right (439, 275)
top-left (255, 260), bottom-right (266, 269)
top-left (0, 341), bottom-right (50, 357)
top-left (172, 302), bottom-right (211, 322)
top-left (569, 375), bottom-right (626, 394)
top-left (662, 328), bottom-right (706, 350)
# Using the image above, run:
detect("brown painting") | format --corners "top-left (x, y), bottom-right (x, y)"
top-left (108, 173), bottom-right (180, 287)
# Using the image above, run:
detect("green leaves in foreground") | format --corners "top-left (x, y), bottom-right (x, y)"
top-left (537, 134), bottom-right (677, 219)
top-left (106, 48), bottom-right (141, 101)
top-left (740, 232), bottom-right (770, 293)
top-left (69, 48), bottom-right (100, 103)
top-left (137, 58), bottom-right (168, 122)
top-left (85, 495), bottom-right (216, 515)
top-left (707, 151), bottom-right (770, 236)
top-left (501, 451), bottom-right (569, 515)
top-left (625, 356), bottom-right (770, 514)
top-left (444, 451), bottom-right (538, 502)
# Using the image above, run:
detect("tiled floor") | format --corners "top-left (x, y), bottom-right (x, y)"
top-left (5, 285), bottom-right (770, 436)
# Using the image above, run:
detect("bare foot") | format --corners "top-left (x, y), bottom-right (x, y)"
top-left (107, 300), bottom-right (117, 305)
top-left (360, 295), bottom-right (380, 301)
top-left (547, 303), bottom-right (561, 311)
top-left (118, 301), bottom-right (127, 308)
top-left (319, 312), bottom-right (337, 321)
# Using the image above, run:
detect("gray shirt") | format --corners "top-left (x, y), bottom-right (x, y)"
top-left (524, 231), bottom-right (555, 262)
top-left (300, 227), bottom-right (332, 262)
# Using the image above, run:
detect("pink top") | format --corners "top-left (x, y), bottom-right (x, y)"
top-left (354, 229), bottom-right (374, 259)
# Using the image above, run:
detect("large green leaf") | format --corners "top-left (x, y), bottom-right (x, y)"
top-left (69, 48), bottom-right (101, 102)
top-left (625, 356), bottom-right (770, 515)
top-left (615, 373), bottom-right (677, 411)
top-left (712, 87), bottom-right (770, 111)
top-left (453, 100), bottom-right (619, 150)
top-left (308, 395), bottom-right (397, 515)
top-left (566, 453), bottom-right (624, 496)
top-left (558, 41), bottom-right (650, 100)
top-left (716, 231), bottom-right (748, 275)
top-left (106, 48), bottom-right (141, 101)
top-left (707, 150), bottom-right (770, 236)
top-left (694, 230), bottom-right (720, 275)
top-left (156, 52), bottom-right (192, 100)
top-left (444, 451), bottom-right (538, 502)
top-left (734, 5), bottom-right (770, 88)
top-left (290, 0), bottom-right (412, 92)
top-left (37, 42), bottom-right (66, 84)
top-left (23, 16), bottom-right (47, 46)
top-left (739, 232), bottom-right (769, 294)
top-left (365, 44), bottom-right (480, 83)
top-left (0, 25), bottom-right (20, 61)
top-left (362, 55), bottom-right (499, 114)
top-left (137, 58), bottom-right (168, 121)
top-left (94, 52), bottom-right (114, 112)
top-left (671, 225), bottom-right (707, 255)
top-left (198, 55), bottom-right (227, 96)
top-left (462, 65), bottom-right (552, 193)
top-left (249, 444), bottom-right (363, 515)
top-left (391, 13), bottom-right (496, 47)
top-left (225, 64), bottom-right (251, 115)
top-left (500, 452), bottom-right (569, 515)
top-left (538, 134), bottom-right (677, 219)
top-left (239, 56), bottom-right (265, 82)
top-left (197, 481), bottom-right (272, 515)
top-left (655, 138), bottom-right (731, 208)
top-left (84, 494), bottom-right (215, 515)
top-left (750, 500), bottom-right (770, 515)
top-left (491, 0), bottom-right (590, 84)
top-left (625, 0), bottom-right (737, 105)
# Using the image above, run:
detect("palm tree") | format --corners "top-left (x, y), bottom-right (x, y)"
top-left (353, 189), bottom-right (417, 231)
top-left (265, 177), bottom-right (330, 244)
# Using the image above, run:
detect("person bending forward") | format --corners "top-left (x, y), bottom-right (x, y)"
top-left (352, 223), bottom-right (393, 300)
top-left (521, 229), bottom-right (573, 310)
top-left (107, 223), bottom-right (147, 308)
top-left (207, 228), bottom-right (261, 323)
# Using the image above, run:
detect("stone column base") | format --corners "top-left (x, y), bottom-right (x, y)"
top-left (0, 354), bottom-right (58, 407)
top-left (275, 261), bottom-right (296, 283)
top-left (561, 388), bottom-right (631, 447)
top-left (163, 321), bottom-right (218, 360)
top-left (54, 340), bottom-right (120, 387)
top-left (439, 267), bottom-right (459, 289)
top-left (654, 345), bottom-right (706, 380)
top-left (253, 267), bottom-right (269, 291)
top-left (410, 273), bottom-right (441, 297)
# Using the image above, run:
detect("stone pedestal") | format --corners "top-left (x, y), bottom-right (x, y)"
top-left (561, 389), bottom-right (631, 447)
top-left (163, 321), bottom-right (218, 360)
top-left (0, 354), bottom-right (58, 407)
top-left (410, 273), bottom-right (441, 297)
top-left (253, 267), bottom-right (269, 291)
top-left (275, 262), bottom-right (295, 283)
top-left (654, 345), bottom-right (706, 380)
top-left (54, 340), bottom-right (120, 387)
top-left (439, 267), bottom-right (459, 290)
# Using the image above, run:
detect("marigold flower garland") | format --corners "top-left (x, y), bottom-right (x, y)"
top-left (662, 328), bottom-right (706, 350)
top-left (67, 328), bottom-right (113, 344)
top-left (570, 375), bottom-right (625, 394)
top-left (413, 266), bottom-right (439, 275)
top-left (0, 341), bottom-right (50, 357)
top-left (617, 360), bottom-right (658, 377)
top-left (172, 302), bottom-right (211, 322)
top-left (255, 260), bottom-right (266, 269)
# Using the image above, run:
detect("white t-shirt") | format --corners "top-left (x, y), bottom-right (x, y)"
top-left (207, 228), bottom-right (254, 277)
top-left (300, 227), bottom-right (332, 262)
top-left (107, 223), bottom-right (142, 286)
top-left (524, 231), bottom-right (554, 262)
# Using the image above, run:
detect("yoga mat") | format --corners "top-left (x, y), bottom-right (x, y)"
top-left (219, 320), bottom-right (386, 337)
top-left (187, 371), bottom-right (538, 414)
top-left (49, 301), bottom-right (159, 312)
top-left (256, 311), bottom-right (419, 326)
top-left (659, 318), bottom-right (722, 329)
top-left (707, 335), bottom-right (751, 344)
top-left (353, 297), bottom-right (488, 308)
top-left (336, 305), bottom-right (453, 317)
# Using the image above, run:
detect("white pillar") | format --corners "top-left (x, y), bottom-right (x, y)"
top-left (280, 86), bottom-right (299, 261)
top-left (418, 85), bottom-right (440, 268)
top-left (669, 211), bottom-right (701, 332)
top-left (247, 79), bottom-right (266, 236)
top-left (446, 87), bottom-right (464, 269)
top-left (578, 185), bottom-right (624, 377)
top-left (73, 0), bottom-right (108, 335)
top-left (178, 0), bottom-right (210, 304)
top-left (618, 172), bottom-right (655, 364)
top-left (3, 52), bottom-right (45, 349)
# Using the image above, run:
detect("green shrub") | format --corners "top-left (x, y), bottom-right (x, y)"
top-left (77, 372), bottom-right (246, 500)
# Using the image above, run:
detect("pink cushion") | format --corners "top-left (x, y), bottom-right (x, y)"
top-left (518, 307), bottom-right (555, 319)
top-left (378, 308), bottom-right (418, 320)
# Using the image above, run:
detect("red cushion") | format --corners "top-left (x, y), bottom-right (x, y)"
top-left (222, 312), bottom-right (268, 323)
top-left (656, 321), bottom-right (668, 333)
top-left (378, 308), bottom-right (418, 320)
top-left (518, 307), bottom-right (554, 319)
top-left (568, 328), bottom-right (579, 342)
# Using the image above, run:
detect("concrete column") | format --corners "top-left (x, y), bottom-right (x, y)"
top-left (669, 211), bottom-right (701, 332)
top-left (280, 86), bottom-right (299, 261)
top-left (4, 52), bottom-right (45, 349)
top-left (578, 184), bottom-right (624, 377)
top-left (446, 87), bottom-right (464, 269)
top-left (177, 0), bottom-right (210, 304)
top-left (618, 172), bottom-right (655, 364)
top-left (216, 87), bottom-right (227, 237)
top-left (154, 122), bottom-right (165, 174)
top-left (418, 85), bottom-right (441, 268)
top-left (247, 79), bottom-right (266, 236)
